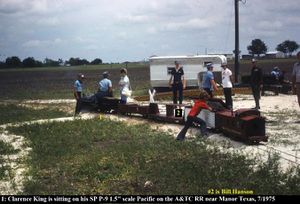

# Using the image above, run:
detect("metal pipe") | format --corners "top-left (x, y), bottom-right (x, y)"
top-left (234, 0), bottom-right (240, 83)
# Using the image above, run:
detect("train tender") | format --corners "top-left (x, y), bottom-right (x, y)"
top-left (79, 96), bottom-right (267, 144)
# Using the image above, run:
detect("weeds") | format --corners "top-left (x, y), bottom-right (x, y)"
top-left (7, 119), bottom-right (300, 195)
top-left (0, 141), bottom-right (19, 180)
top-left (0, 104), bottom-right (71, 125)
top-left (0, 141), bottom-right (19, 155)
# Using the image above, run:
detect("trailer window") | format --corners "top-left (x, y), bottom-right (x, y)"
top-left (204, 62), bottom-right (212, 67)
top-left (167, 67), bottom-right (175, 75)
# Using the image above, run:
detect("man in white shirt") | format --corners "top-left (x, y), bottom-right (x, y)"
top-left (292, 51), bottom-right (300, 107)
top-left (119, 68), bottom-right (131, 104)
top-left (221, 62), bottom-right (233, 109)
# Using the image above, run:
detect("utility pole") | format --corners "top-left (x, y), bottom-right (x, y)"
top-left (234, 0), bottom-right (240, 83)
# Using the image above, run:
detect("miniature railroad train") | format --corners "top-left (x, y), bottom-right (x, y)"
top-left (80, 97), bottom-right (267, 144)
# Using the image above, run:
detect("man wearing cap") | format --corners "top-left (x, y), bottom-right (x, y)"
top-left (202, 63), bottom-right (218, 98)
top-left (271, 67), bottom-right (281, 80)
top-left (250, 59), bottom-right (263, 109)
top-left (96, 71), bottom-right (113, 103)
top-left (74, 73), bottom-right (85, 115)
top-left (292, 51), bottom-right (300, 107)
top-left (221, 62), bottom-right (233, 109)
top-left (169, 61), bottom-right (186, 104)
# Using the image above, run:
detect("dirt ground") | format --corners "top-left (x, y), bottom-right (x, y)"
top-left (78, 93), bottom-right (300, 171)
top-left (0, 93), bottom-right (299, 194)
top-left (106, 93), bottom-right (300, 171)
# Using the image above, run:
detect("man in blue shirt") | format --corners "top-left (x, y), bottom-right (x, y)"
top-left (74, 73), bottom-right (85, 115)
top-left (271, 67), bottom-right (281, 80)
top-left (96, 71), bottom-right (113, 103)
top-left (202, 63), bottom-right (218, 98)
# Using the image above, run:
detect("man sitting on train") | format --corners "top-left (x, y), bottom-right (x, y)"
top-left (271, 67), bottom-right (281, 80)
top-left (95, 71), bottom-right (113, 104)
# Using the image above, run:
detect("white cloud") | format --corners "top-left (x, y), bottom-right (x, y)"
top-left (164, 18), bottom-right (212, 31)
top-left (73, 37), bottom-right (96, 44)
top-left (30, 0), bottom-right (48, 14)
top-left (36, 17), bottom-right (60, 26)
top-left (1, 0), bottom-right (299, 62)
top-left (84, 44), bottom-right (98, 51)
top-left (54, 38), bottom-right (62, 43)
top-left (117, 14), bottom-right (150, 23)
top-left (257, 21), bottom-right (283, 30)
top-left (115, 32), bottom-right (128, 40)
top-left (146, 27), bottom-right (158, 34)
top-left (22, 40), bottom-right (45, 48)
top-left (0, 0), bottom-right (49, 15)
top-left (22, 38), bottom-right (63, 48)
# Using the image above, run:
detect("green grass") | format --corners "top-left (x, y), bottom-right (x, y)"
top-left (265, 109), bottom-right (300, 146)
top-left (0, 140), bottom-right (19, 155)
top-left (0, 63), bottom-right (148, 72)
top-left (0, 104), bottom-right (72, 125)
top-left (0, 141), bottom-right (19, 180)
top-left (0, 63), bottom-right (150, 100)
top-left (0, 157), bottom-right (10, 180)
top-left (7, 119), bottom-right (300, 195)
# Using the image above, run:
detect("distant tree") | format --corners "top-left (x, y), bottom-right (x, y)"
top-left (247, 39), bottom-right (268, 57)
top-left (35, 60), bottom-right (43, 67)
top-left (276, 43), bottom-right (287, 56)
top-left (68, 57), bottom-right (76, 66)
top-left (43, 58), bottom-right (60, 67)
top-left (58, 58), bottom-right (64, 66)
top-left (67, 57), bottom-right (90, 66)
top-left (0, 61), bottom-right (5, 69)
top-left (276, 40), bottom-right (299, 57)
top-left (5, 56), bottom-right (22, 68)
top-left (81, 59), bottom-right (89, 65)
top-left (22, 57), bottom-right (37, 67)
top-left (91, 58), bottom-right (102, 65)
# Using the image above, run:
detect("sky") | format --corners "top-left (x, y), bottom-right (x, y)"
top-left (0, 0), bottom-right (300, 63)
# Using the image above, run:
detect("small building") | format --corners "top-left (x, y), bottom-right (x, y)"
top-left (265, 51), bottom-right (285, 59)
top-left (208, 53), bottom-right (234, 60)
top-left (241, 54), bottom-right (253, 60)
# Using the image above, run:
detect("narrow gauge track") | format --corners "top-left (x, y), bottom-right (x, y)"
top-left (255, 143), bottom-right (300, 166)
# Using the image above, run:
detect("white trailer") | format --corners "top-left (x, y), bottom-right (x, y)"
top-left (149, 55), bottom-right (227, 90)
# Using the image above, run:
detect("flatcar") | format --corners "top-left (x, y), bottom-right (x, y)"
top-left (78, 96), bottom-right (267, 144)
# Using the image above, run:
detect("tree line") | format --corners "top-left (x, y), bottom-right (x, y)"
top-left (0, 57), bottom-right (103, 69)
top-left (247, 39), bottom-right (299, 57)
top-left (1, 39), bottom-right (298, 69)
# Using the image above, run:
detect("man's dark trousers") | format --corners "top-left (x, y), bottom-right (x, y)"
top-left (223, 88), bottom-right (233, 109)
top-left (172, 83), bottom-right (183, 104)
top-left (176, 116), bottom-right (207, 140)
top-left (251, 85), bottom-right (261, 109)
